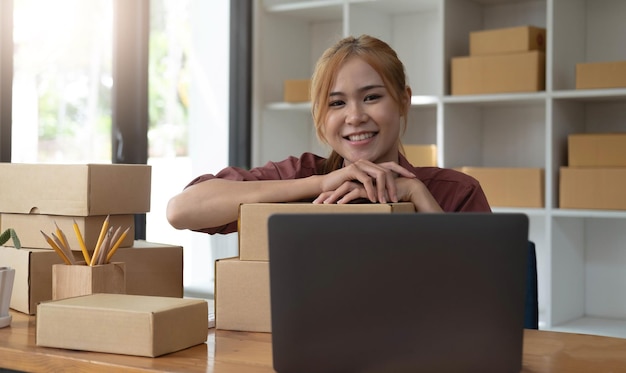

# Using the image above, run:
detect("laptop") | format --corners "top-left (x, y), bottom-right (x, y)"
top-left (268, 213), bottom-right (529, 373)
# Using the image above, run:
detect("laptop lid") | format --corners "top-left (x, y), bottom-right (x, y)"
top-left (268, 213), bottom-right (529, 373)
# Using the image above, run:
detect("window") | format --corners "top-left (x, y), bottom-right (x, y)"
top-left (6, 0), bottom-right (237, 298)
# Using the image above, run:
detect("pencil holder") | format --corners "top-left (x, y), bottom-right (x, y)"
top-left (0, 266), bottom-right (15, 328)
top-left (52, 262), bottom-right (126, 300)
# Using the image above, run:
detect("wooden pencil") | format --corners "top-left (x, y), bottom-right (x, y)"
top-left (40, 231), bottom-right (71, 265)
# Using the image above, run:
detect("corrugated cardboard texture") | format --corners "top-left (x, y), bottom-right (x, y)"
top-left (0, 214), bottom-right (134, 250)
top-left (568, 133), bottom-right (626, 167)
top-left (451, 51), bottom-right (545, 95)
top-left (111, 241), bottom-right (183, 298)
top-left (0, 247), bottom-right (65, 314)
top-left (458, 167), bottom-right (544, 208)
top-left (0, 163), bottom-right (151, 216)
top-left (238, 202), bottom-right (415, 261)
top-left (36, 293), bottom-right (208, 357)
top-left (215, 258), bottom-right (271, 332)
top-left (403, 144), bottom-right (437, 166)
top-left (4, 241), bottom-right (183, 315)
top-left (560, 167), bottom-right (626, 210)
top-left (576, 61), bottom-right (626, 89)
top-left (470, 26), bottom-right (546, 56)
top-left (283, 79), bottom-right (311, 102)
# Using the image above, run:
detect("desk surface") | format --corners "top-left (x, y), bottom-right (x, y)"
top-left (2, 311), bottom-right (626, 372)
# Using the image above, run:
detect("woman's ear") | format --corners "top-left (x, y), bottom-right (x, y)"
top-left (402, 86), bottom-right (412, 114)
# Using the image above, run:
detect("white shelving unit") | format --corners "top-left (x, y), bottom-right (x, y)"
top-left (252, 0), bottom-right (626, 338)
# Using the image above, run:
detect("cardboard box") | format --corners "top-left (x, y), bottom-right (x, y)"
top-left (0, 214), bottom-right (134, 250)
top-left (576, 61), bottom-right (626, 89)
top-left (403, 144), bottom-right (437, 166)
top-left (0, 247), bottom-right (65, 314)
top-left (560, 167), bottom-right (626, 210)
top-left (458, 167), bottom-right (544, 208)
top-left (451, 51), bottom-right (545, 95)
top-left (283, 79), bottom-right (310, 102)
top-left (52, 262), bottom-right (126, 300)
top-left (0, 163), bottom-right (151, 216)
top-left (470, 26), bottom-right (546, 56)
top-left (2, 240), bottom-right (183, 315)
top-left (37, 293), bottom-right (208, 357)
top-left (568, 133), bottom-right (626, 167)
top-left (238, 202), bottom-right (415, 261)
top-left (215, 257), bottom-right (270, 332)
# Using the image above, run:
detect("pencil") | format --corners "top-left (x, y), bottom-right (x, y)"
top-left (106, 226), bottom-right (130, 263)
top-left (52, 232), bottom-right (76, 265)
top-left (95, 227), bottom-right (113, 266)
top-left (55, 222), bottom-right (68, 249)
top-left (72, 219), bottom-right (91, 265)
top-left (90, 215), bottom-right (110, 266)
top-left (40, 231), bottom-right (71, 265)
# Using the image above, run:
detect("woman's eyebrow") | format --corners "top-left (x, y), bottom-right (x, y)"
top-left (329, 84), bottom-right (385, 97)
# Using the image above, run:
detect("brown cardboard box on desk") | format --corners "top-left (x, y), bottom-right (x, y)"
top-left (0, 214), bottom-right (135, 250)
top-left (238, 202), bottom-right (415, 261)
top-left (36, 293), bottom-right (208, 357)
top-left (0, 163), bottom-right (151, 216)
top-left (1, 241), bottom-right (183, 315)
top-left (215, 257), bottom-right (270, 332)
top-left (215, 202), bottom-right (415, 332)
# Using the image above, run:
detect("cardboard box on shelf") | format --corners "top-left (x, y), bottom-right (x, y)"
top-left (0, 214), bottom-right (134, 250)
top-left (470, 26), bottom-right (546, 56)
top-left (560, 167), bottom-right (626, 210)
top-left (568, 133), bottom-right (626, 167)
top-left (576, 61), bottom-right (626, 90)
top-left (238, 202), bottom-right (415, 261)
top-left (457, 167), bottom-right (544, 208)
top-left (451, 51), bottom-right (545, 95)
top-left (36, 293), bottom-right (208, 357)
top-left (0, 163), bottom-right (151, 216)
top-left (283, 79), bottom-right (311, 103)
top-left (215, 257), bottom-right (270, 333)
top-left (403, 144), bottom-right (437, 167)
top-left (2, 240), bottom-right (183, 315)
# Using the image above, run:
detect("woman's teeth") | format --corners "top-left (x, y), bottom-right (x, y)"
top-left (347, 133), bottom-right (374, 141)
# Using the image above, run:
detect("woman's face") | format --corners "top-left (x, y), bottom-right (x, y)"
top-left (323, 57), bottom-right (407, 165)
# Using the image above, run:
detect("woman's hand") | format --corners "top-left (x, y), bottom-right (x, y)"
top-left (314, 160), bottom-right (415, 204)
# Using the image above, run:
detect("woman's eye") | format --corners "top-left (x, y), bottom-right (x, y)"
top-left (364, 94), bottom-right (381, 102)
top-left (329, 100), bottom-right (344, 107)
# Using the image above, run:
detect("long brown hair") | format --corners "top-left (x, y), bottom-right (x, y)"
top-left (310, 35), bottom-right (411, 174)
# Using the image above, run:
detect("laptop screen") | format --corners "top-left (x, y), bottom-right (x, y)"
top-left (268, 212), bottom-right (528, 373)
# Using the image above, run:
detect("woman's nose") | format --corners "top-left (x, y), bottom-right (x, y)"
top-left (345, 103), bottom-right (367, 125)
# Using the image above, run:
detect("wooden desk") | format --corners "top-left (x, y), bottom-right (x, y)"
top-left (2, 310), bottom-right (626, 372)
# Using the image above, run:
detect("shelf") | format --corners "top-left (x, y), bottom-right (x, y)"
top-left (443, 92), bottom-right (547, 106)
top-left (548, 317), bottom-right (626, 339)
top-left (552, 209), bottom-right (626, 219)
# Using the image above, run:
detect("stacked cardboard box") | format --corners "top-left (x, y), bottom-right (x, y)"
top-left (560, 133), bottom-right (626, 209)
top-left (0, 163), bottom-right (184, 314)
top-left (283, 79), bottom-right (311, 102)
top-left (214, 202), bottom-right (415, 332)
top-left (403, 144), bottom-right (437, 167)
top-left (457, 167), bottom-right (544, 208)
top-left (451, 26), bottom-right (546, 95)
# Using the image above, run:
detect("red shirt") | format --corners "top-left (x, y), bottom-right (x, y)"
top-left (186, 152), bottom-right (491, 234)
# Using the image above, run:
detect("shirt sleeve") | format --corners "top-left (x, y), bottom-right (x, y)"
top-left (183, 153), bottom-right (325, 234)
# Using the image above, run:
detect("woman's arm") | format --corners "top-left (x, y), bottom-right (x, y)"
top-left (166, 176), bottom-right (324, 231)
